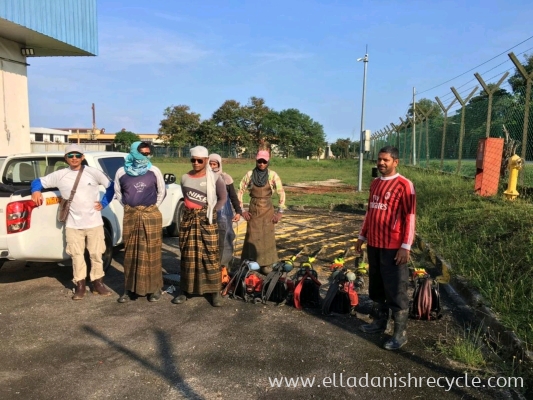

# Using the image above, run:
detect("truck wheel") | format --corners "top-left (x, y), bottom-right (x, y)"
top-left (102, 226), bottom-right (113, 272)
top-left (86, 226), bottom-right (114, 275)
top-left (166, 201), bottom-right (184, 237)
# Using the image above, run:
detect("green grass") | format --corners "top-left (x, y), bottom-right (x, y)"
top-left (153, 156), bottom-right (533, 346)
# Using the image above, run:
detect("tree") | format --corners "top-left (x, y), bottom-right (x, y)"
top-left (114, 129), bottom-right (140, 149)
top-left (508, 53), bottom-right (533, 93)
top-left (408, 98), bottom-right (442, 120)
top-left (241, 97), bottom-right (271, 145)
top-left (331, 138), bottom-right (352, 159)
top-left (192, 119), bottom-right (222, 149)
top-left (212, 100), bottom-right (249, 150)
top-left (263, 108), bottom-right (326, 158)
top-left (158, 105), bottom-right (201, 156)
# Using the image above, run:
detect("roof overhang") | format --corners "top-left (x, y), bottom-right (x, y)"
top-left (0, 18), bottom-right (94, 56)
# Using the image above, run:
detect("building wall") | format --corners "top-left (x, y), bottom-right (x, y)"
top-left (0, 37), bottom-right (30, 155)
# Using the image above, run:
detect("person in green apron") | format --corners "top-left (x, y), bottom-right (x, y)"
top-left (237, 149), bottom-right (286, 275)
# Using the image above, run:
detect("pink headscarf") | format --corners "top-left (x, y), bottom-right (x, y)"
top-left (209, 153), bottom-right (233, 185)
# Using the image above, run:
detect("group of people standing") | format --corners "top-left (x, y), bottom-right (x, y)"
top-left (30, 142), bottom-right (416, 351)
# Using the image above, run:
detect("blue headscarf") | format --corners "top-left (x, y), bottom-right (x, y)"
top-left (124, 141), bottom-right (152, 176)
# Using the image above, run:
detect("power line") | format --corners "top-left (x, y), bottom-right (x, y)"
top-left (417, 34), bottom-right (533, 95)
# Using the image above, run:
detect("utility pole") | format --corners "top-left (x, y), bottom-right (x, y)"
top-left (91, 103), bottom-right (96, 141)
top-left (357, 47), bottom-right (369, 192)
top-left (412, 87), bottom-right (416, 166)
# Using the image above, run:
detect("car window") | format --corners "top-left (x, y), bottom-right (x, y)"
top-left (2, 157), bottom-right (72, 186)
top-left (98, 156), bottom-right (126, 180)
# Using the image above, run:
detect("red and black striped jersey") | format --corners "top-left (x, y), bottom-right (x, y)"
top-left (359, 173), bottom-right (416, 250)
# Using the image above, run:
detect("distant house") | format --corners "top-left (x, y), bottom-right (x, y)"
top-left (30, 127), bottom-right (70, 143)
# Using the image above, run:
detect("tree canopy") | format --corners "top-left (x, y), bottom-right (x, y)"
top-left (114, 129), bottom-right (140, 148)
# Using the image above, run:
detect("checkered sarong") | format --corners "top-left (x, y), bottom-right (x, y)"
top-left (179, 207), bottom-right (220, 295)
top-left (122, 204), bottom-right (163, 296)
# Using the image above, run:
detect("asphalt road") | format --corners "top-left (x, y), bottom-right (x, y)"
top-left (0, 210), bottom-right (519, 399)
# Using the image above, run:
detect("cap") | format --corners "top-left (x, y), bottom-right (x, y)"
top-left (256, 150), bottom-right (270, 161)
top-left (65, 144), bottom-right (84, 155)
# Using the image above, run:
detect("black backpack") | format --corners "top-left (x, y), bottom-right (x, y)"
top-left (293, 266), bottom-right (321, 309)
top-left (322, 269), bottom-right (359, 315)
top-left (261, 261), bottom-right (294, 305)
top-left (410, 273), bottom-right (442, 320)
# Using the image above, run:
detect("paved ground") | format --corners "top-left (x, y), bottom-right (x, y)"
top-left (0, 209), bottom-right (522, 399)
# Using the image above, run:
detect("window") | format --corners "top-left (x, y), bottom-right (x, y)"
top-left (98, 156), bottom-right (126, 180)
top-left (35, 133), bottom-right (43, 142)
top-left (3, 157), bottom-right (71, 186)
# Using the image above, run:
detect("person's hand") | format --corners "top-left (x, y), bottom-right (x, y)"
top-left (355, 238), bottom-right (365, 253)
top-left (31, 191), bottom-right (43, 206)
top-left (242, 211), bottom-right (251, 221)
top-left (395, 248), bottom-right (410, 265)
top-left (232, 213), bottom-right (241, 222)
top-left (271, 212), bottom-right (282, 224)
top-left (94, 201), bottom-right (103, 211)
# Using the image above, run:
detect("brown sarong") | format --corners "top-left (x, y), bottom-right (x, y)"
top-left (122, 204), bottom-right (163, 296)
top-left (179, 207), bottom-right (220, 295)
top-left (240, 183), bottom-right (278, 266)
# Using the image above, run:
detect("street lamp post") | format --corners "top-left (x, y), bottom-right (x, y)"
top-left (357, 50), bottom-right (369, 192)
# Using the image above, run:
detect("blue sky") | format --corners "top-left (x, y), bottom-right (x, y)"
top-left (28, 0), bottom-right (533, 143)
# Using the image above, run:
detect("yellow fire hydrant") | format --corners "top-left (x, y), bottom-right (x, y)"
top-left (503, 154), bottom-right (523, 200)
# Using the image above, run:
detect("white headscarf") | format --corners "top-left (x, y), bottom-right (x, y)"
top-left (209, 153), bottom-right (234, 185)
top-left (190, 146), bottom-right (217, 224)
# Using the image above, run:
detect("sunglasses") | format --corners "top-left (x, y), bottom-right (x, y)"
top-left (66, 153), bottom-right (83, 159)
top-left (190, 158), bottom-right (204, 164)
top-left (140, 152), bottom-right (151, 156)
top-left (256, 159), bottom-right (268, 164)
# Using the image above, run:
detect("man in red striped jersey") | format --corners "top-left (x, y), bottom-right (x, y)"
top-left (356, 146), bottom-right (416, 350)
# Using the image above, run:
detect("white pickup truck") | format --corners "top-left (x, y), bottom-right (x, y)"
top-left (0, 151), bottom-right (184, 270)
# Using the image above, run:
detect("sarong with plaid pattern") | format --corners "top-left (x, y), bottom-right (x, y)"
top-left (123, 204), bottom-right (163, 296)
top-left (179, 207), bottom-right (220, 295)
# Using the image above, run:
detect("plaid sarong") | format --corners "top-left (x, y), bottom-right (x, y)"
top-left (122, 204), bottom-right (163, 296)
top-left (179, 207), bottom-right (220, 295)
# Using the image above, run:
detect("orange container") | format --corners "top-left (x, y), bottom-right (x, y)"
top-left (474, 138), bottom-right (504, 197)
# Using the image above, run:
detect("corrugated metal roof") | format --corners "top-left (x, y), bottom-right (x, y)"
top-left (0, 0), bottom-right (97, 56)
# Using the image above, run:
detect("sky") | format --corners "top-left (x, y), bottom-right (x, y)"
top-left (27, 0), bottom-right (533, 143)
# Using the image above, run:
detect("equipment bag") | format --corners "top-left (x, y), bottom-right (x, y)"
top-left (293, 267), bottom-right (322, 310)
top-left (410, 275), bottom-right (442, 320)
top-left (322, 269), bottom-right (359, 315)
top-left (222, 260), bottom-right (263, 303)
top-left (262, 261), bottom-right (295, 305)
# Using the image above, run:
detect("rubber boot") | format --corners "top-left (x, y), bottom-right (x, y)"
top-left (92, 278), bottom-right (111, 296)
top-left (148, 289), bottom-right (162, 302)
top-left (211, 291), bottom-right (222, 307)
top-left (117, 290), bottom-right (135, 303)
top-left (359, 303), bottom-right (388, 334)
top-left (383, 310), bottom-right (409, 350)
top-left (72, 280), bottom-right (86, 300)
top-left (172, 291), bottom-right (189, 304)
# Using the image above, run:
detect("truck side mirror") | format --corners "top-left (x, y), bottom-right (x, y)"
top-left (164, 173), bottom-right (176, 184)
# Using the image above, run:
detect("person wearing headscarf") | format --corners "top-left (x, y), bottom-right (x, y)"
top-left (208, 154), bottom-right (243, 274)
top-left (173, 146), bottom-right (227, 307)
top-left (114, 141), bottom-right (166, 303)
top-left (237, 149), bottom-right (286, 275)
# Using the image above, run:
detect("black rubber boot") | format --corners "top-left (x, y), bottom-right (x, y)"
top-left (211, 291), bottom-right (222, 307)
top-left (359, 303), bottom-right (389, 334)
top-left (117, 290), bottom-right (135, 303)
top-left (383, 310), bottom-right (409, 350)
top-left (148, 289), bottom-right (162, 302)
top-left (172, 291), bottom-right (189, 304)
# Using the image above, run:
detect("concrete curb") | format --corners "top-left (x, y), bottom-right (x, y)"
top-left (415, 235), bottom-right (533, 366)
